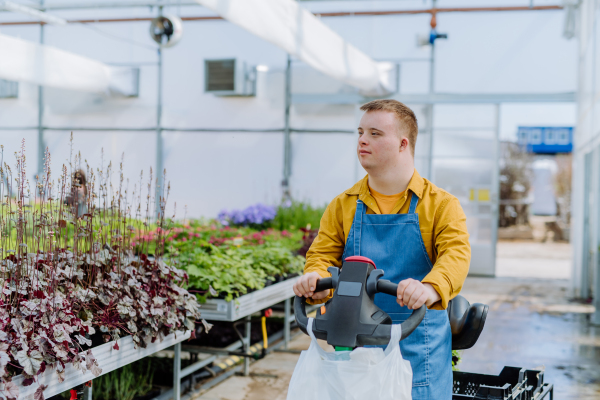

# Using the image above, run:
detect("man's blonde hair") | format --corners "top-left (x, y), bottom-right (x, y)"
top-left (360, 99), bottom-right (419, 155)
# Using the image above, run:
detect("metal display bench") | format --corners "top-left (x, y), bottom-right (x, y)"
top-left (14, 330), bottom-right (190, 400)
top-left (167, 276), bottom-right (302, 400)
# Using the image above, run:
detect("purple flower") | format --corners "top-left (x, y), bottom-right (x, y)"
top-left (217, 203), bottom-right (276, 226)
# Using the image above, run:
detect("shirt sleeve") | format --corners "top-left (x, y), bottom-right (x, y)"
top-left (421, 196), bottom-right (471, 310)
top-left (304, 198), bottom-right (346, 303)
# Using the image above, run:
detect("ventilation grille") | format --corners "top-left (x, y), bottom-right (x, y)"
top-left (205, 59), bottom-right (235, 92)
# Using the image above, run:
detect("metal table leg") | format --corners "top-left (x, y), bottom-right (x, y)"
top-left (173, 342), bottom-right (181, 400)
top-left (244, 315), bottom-right (251, 376)
top-left (82, 384), bottom-right (92, 400)
top-left (284, 297), bottom-right (291, 349)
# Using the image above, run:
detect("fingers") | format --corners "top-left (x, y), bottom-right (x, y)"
top-left (312, 289), bottom-right (331, 300)
top-left (396, 279), bottom-right (410, 307)
top-left (411, 291), bottom-right (429, 310)
top-left (397, 279), bottom-right (428, 310)
top-left (403, 280), bottom-right (420, 309)
top-left (293, 272), bottom-right (330, 299)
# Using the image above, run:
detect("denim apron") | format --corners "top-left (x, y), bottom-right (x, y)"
top-left (341, 193), bottom-right (452, 400)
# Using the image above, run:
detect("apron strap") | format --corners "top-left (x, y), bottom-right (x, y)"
top-left (354, 200), bottom-right (364, 255)
top-left (408, 192), bottom-right (419, 214)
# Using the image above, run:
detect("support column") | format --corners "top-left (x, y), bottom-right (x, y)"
top-left (284, 298), bottom-right (291, 349)
top-left (426, 1), bottom-right (437, 182)
top-left (282, 54), bottom-right (292, 201)
top-left (155, 6), bottom-right (164, 218)
top-left (244, 315), bottom-right (251, 376)
top-left (592, 148), bottom-right (600, 325)
top-left (82, 384), bottom-right (92, 400)
top-left (173, 343), bottom-right (181, 400)
top-left (37, 4), bottom-right (45, 180)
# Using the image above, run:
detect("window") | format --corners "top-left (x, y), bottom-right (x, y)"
top-left (529, 128), bottom-right (542, 144)
top-left (557, 128), bottom-right (571, 145)
top-left (544, 128), bottom-right (557, 145)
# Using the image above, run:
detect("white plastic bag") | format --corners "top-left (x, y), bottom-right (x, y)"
top-left (287, 318), bottom-right (413, 400)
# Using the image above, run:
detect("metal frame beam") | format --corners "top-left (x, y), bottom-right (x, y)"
top-left (291, 92), bottom-right (577, 105)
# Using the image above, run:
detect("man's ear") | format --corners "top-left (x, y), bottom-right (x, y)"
top-left (399, 137), bottom-right (409, 152)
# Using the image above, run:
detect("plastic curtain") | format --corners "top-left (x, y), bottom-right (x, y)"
top-left (0, 32), bottom-right (137, 95)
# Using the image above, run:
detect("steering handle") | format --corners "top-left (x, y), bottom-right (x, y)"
top-left (376, 279), bottom-right (426, 340)
top-left (294, 277), bottom-right (426, 342)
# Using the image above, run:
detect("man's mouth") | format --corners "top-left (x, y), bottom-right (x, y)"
top-left (359, 150), bottom-right (371, 155)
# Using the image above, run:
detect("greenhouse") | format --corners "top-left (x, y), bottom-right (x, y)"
top-left (0, 0), bottom-right (598, 399)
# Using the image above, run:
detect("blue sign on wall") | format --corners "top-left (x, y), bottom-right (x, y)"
top-left (517, 126), bottom-right (573, 154)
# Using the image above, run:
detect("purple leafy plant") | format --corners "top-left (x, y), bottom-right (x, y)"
top-left (0, 139), bottom-right (201, 400)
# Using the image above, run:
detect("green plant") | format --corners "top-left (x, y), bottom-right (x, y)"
top-left (94, 362), bottom-right (154, 400)
top-left (270, 200), bottom-right (327, 231)
top-left (452, 350), bottom-right (462, 371)
top-left (178, 243), bottom-right (305, 302)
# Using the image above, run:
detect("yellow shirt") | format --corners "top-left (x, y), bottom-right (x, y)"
top-left (369, 186), bottom-right (406, 215)
top-left (305, 169), bottom-right (471, 310)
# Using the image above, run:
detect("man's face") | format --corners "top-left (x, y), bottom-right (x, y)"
top-left (357, 110), bottom-right (405, 172)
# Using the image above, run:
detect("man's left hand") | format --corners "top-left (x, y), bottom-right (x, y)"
top-left (396, 279), bottom-right (441, 309)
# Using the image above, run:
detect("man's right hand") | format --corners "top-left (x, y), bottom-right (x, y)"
top-left (293, 272), bottom-right (330, 300)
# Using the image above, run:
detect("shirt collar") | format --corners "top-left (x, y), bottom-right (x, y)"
top-left (345, 169), bottom-right (424, 199)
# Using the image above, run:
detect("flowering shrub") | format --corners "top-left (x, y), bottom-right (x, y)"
top-left (218, 203), bottom-right (276, 228)
top-left (0, 140), bottom-right (200, 400)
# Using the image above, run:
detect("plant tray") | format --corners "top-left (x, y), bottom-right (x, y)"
top-left (200, 276), bottom-right (300, 321)
top-left (14, 330), bottom-right (191, 400)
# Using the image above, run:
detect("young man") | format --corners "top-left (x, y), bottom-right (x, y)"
top-left (293, 100), bottom-right (470, 400)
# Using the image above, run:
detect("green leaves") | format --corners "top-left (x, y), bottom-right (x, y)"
top-left (178, 242), bottom-right (304, 301)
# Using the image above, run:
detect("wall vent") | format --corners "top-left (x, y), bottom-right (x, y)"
top-left (205, 59), bottom-right (256, 96)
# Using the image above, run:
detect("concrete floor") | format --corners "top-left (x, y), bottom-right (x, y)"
top-left (192, 241), bottom-right (600, 400)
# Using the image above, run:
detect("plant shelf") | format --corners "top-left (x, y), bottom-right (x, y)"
top-left (13, 330), bottom-right (191, 400)
top-left (200, 276), bottom-right (300, 321)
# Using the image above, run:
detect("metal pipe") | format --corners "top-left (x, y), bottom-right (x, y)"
top-left (491, 103), bottom-right (501, 277)
top-left (173, 342), bottom-right (181, 400)
top-left (37, 5), bottom-right (45, 182)
top-left (0, 5), bottom-right (563, 25)
top-left (282, 54), bottom-right (292, 201)
top-left (283, 298), bottom-right (291, 350)
top-left (591, 147), bottom-right (600, 325)
top-left (426, 0), bottom-right (436, 182)
top-left (315, 5), bottom-right (562, 17)
top-left (82, 384), bottom-right (92, 400)
top-left (243, 315), bottom-right (251, 376)
top-left (155, 6), bottom-right (164, 220)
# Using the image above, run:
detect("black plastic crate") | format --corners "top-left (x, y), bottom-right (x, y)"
top-left (453, 366), bottom-right (554, 400)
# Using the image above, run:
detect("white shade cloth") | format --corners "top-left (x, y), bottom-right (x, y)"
top-left (0, 32), bottom-right (137, 95)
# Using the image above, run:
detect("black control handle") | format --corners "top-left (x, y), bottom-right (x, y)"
top-left (315, 277), bottom-right (333, 293)
top-left (376, 279), bottom-right (426, 340)
top-left (294, 277), bottom-right (425, 342)
top-left (294, 277), bottom-right (333, 340)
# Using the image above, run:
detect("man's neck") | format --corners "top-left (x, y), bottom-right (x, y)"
top-left (367, 164), bottom-right (415, 196)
